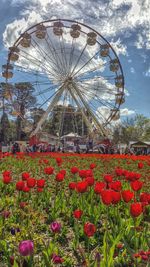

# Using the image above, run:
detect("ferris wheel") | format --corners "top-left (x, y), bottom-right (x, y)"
top-left (2, 19), bottom-right (125, 138)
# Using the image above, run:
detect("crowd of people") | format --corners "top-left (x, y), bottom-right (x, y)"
top-left (0, 141), bottom-right (150, 155)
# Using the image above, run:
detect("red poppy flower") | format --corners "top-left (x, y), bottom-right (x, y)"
top-left (22, 172), bottom-right (30, 181)
top-left (55, 173), bottom-right (64, 182)
top-left (73, 209), bottom-right (83, 219)
top-left (68, 182), bottom-right (76, 190)
top-left (111, 191), bottom-right (121, 204)
top-left (130, 180), bottom-right (143, 191)
top-left (71, 166), bottom-right (78, 174)
top-left (3, 175), bottom-right (12, 184)
top-left (103, 174), bottom-right (113, 183)
top-left (16, 181), bottom-right (25, 191)
top-left (76, 181), bottom-right (88, 193)
top-left (37, 179), bottom-right (45, 188)
top-left (85, 176), bottom-right (95, 186)
top-left (27, 178), bottom-right (36, 188)
top-left (94, 182), bottom-right (105, 194)
top-left (44, 167), bottom-right (54, 175)
top-left (84, 222), bottom-right (96, 237)
top-left (130, 202), bottom-right (143, 217)
top-left (101, 190), bottom-right (112, 205)
top-left (90, 163), bottom-right (96, 169)
top-left (121, 190), bottom-right (134, 203)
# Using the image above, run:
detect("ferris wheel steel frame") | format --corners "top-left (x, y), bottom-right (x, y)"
top-left (3, 19), bottom-right (125, 138)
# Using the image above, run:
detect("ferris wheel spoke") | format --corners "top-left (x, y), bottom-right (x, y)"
top-left (46, 32), bottom-right (65, 72)
top-left (72, 48), bottom-right (103, 78)
top-left (33, 83), bottom-right (59, 98)
top-left (59, 36), bottom-right (68, 75)
top-left (71, 83), bottom-right (107, 136)
top-left (45, 37), bottom-right (63, 74)
top-left (31, 83), bottom-right (66, 136)
top-left (75, 61), bottom-right (109, 79)
top-left (68, 86), bottom-right (93, 133)
top-left (29, 41), bottom-right (63, 80)
top-left (17, 49), bottom-right (61, 81)
top-left (31, 37), bottom-right (63, 76)
top-left (68, 38), bottom-right (76, 74)
top-left (77, 81), bottom-right (117, 96)
top-left (79, 85), bottom-right (116, 109)
top-left (70, 43), bottom-right (87, 76)
top-left (79, 92), bottom-right (108, 123)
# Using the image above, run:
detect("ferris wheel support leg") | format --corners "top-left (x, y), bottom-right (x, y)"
top-left (71, 83), bottom-right (107, 137)
top-left (68, 86), bottom-right (93, 134)
top-left (30, 85), bottom-right (65, 137)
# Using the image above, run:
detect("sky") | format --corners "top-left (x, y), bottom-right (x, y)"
top-left (0, 0), bottom-right (150, 121)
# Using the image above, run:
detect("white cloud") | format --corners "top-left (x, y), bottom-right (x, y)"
top-left (130, 67), bottom-right (135, 73)
top-left (144, 67), bottom-right (150, 77)
top-left (3, 0), bottom-right (150, 53)
top-left (110, 38), bottom-right (127, 56)
top-left (120, 108), bottom-right (135, 116)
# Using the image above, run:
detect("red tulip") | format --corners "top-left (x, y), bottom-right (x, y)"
top-left (140, 193), bottom-right (150, 203)
top-left (138, 162), bottom-right (143, 169)
top-left (130, 180), bottom-right (143, 191)
top-left (79, 170), bottom-right (87, 179)
top-left (73, 209), bottom-right (83, 219)
top-left (84, 222), bottom-right (96, 237)
top-left (111, 191), bottom-right (121, 204)
top-left (22, 172), bottom-right (30, 181)
top-left (94, 182), bottom-right (105, 194)
top-left (16, 181), bottom-right (25, 191)
top-left (69, 182), bottom-right (76, 190)
top-left (130, 202), bottom-right (143, 217)
top-left (101, 190), bottom-right (112, 205)
top-left (104, 174), bottom-right (113, 183)
top-left (59, 169), bottom-right (66, 176)
top-left (3, 175), bottom-right (12, 184)
top-left (122, 190), bottom-right (134, 203)
top-left (110, 181), bottom-right (122, 191)
top-left (86, 170), bottom-right (93, 177)
top-left (37, 179), bottom-right (45, 188)
top-left (3, 170), bottom-right (11, 177)
top-left (71, 166), bottom-right (78, 174)
top-left (37, 188), bottom-right (43, 193)
top-left (56, 157), bottom-right (62, 165)
top-left (44, 167), bottom-right (54, 175)
top-left (23, 186), bottom-right (30, 192)
top-left (76, 181), bottom-right (88, 193)
top-left (85, 176), bottom-right (95, 186)
top-left (90, 163), bottom-right (96, 169)
top-left (55, 173), bottom-right (64, 182)
top-left (27, 178), bottom-right (36, 188)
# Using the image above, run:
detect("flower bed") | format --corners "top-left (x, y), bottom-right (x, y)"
top-left (0, 152), bottom-right (150, 266)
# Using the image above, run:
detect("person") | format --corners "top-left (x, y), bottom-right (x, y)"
top-left (12, 142), bottom-right (20, 154)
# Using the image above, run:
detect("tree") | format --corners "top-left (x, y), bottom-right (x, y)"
top-left (112, 115), bottom-right (150, 144)
top-left (13, 82), bottom-right (36, 140)
top-left (0, 113), bottom-right (10, 144)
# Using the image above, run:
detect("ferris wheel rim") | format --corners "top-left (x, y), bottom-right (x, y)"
top-left (3, 18), bottom-right (125, 136)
